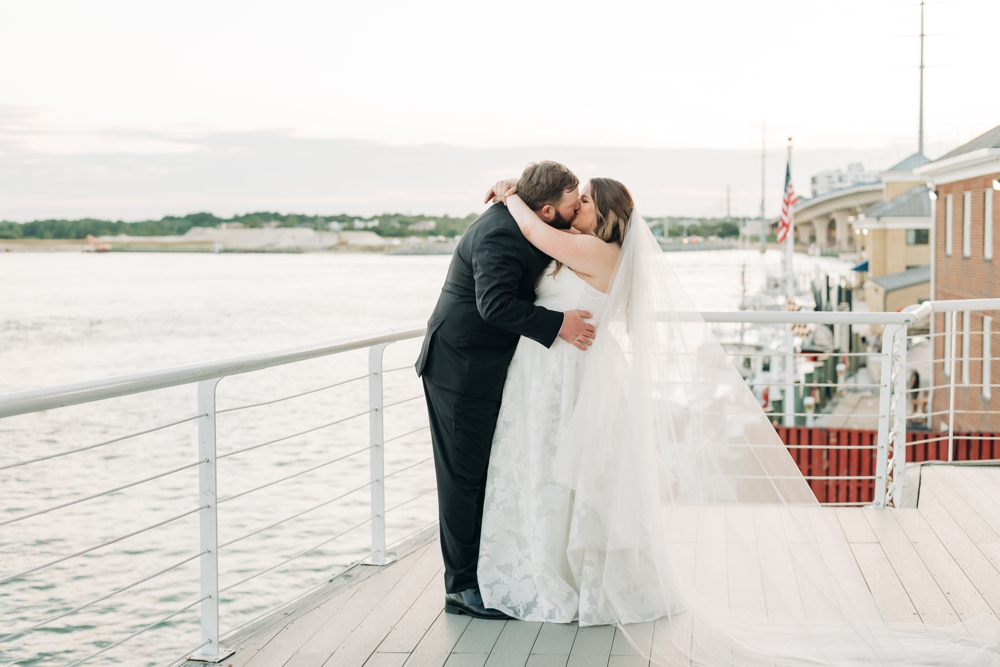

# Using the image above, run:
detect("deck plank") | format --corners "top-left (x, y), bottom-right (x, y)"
top-left (693, 507), bottom-right (729, 663)
top-left (725, 507), bottom-right (767, 622)
top-left (443, 654), bottom-right (489, 667)
top-left (566, 625), bottom-right (615, 667)
top-left (849, 542), bottom-right (920, 623)
top-left (179, 467), bottom-right (1000, 667)
top-left (892, 509), bottom-right (996, 622)
top-left (893, 494), bottom-right (1000, 620)
top-left (327, 545), bottom-right (446, 667)
top-left (834, 507), bottom-right (877, 543)
top-left (862, 508), bottom-right (958, 626)
top-left (364, 654), bottom-right (409, 667)
top-left (753, 507), bottom-right (804, 623)
top-left (923, 468), bottom-right (1000, 549)
top-left (525, 656), bottom-right (571, 667)
top-left (238, 586), bottom-right (361, 667)
top-left (285, 545), bottom-right (431, 665)
top-left (378, 565), bottom-right (445, 653)
top-left (452, 618), bottom-right (507, 654)
top-left (483, 621), bottom-right (543, 667)
top-left (404, 611), bottom-right (472, 667)
top-left (958, 468), bottom-right (1000, 530)
top-left (806, 509), bottom-right (882, 623)
top-left (531, 622), bottom-right (578, 656)
top-left (903, 492), bottom-right (1000, 616)
top-left (609, 623), bottom-right (653, 667)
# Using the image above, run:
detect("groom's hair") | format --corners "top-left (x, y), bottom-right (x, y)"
top-left (517, 161), bottom-right (579, 211)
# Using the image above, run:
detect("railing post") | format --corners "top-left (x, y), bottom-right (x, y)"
top-left (948, 311), bottom-right (958, 462)
top-left (368, 343), bottom-right (394, 565)
top-left (874, 322), bottom-right (907, 507)
top-left (783, 327), bottom-right (795, 427)
top-left (189, 378), bottom-right (233, 663)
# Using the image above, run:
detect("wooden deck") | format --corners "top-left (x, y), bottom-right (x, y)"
top-left (185, 464), bottom-right (1000, 667)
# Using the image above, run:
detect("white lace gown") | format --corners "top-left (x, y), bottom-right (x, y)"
top-left (478, 264), bottom-right (608, 624)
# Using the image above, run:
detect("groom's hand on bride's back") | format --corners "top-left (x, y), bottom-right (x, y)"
top-left (559, 310), bottom-right (595, 350)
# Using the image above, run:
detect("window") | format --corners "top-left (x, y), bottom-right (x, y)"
top-left (963, 192), bottom-right (972, 257)
top-left (987, 189), bottom-right (995, 260)
top-left (906, 229), bottom-right (929, 245)
top-left (945, 194), bottom-right (953, 255)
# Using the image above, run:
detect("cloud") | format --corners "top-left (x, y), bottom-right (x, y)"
top-left (0, 113), bottom-right (936, 221)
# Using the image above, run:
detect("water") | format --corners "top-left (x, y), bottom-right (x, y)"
top-left (0, 250), bottom-right (851, 666)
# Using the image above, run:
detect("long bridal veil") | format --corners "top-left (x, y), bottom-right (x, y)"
top-left (552, 210), bottom-right (1000, 665)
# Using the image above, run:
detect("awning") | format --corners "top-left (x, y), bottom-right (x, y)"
top-left (851, 260), bottom-right (869, 272)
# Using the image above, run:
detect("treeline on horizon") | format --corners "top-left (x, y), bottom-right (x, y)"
top-left (0, 211), bottom-right (743, 240)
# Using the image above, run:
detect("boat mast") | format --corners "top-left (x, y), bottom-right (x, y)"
top-left (760, 121), bottom-right (766, 254)
top-left (918, 0), bottom-right (925, 155)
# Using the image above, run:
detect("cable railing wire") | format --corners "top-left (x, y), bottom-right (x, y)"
top-left (383, 424), bottom-right (429, 444)
top-left (383, 365), bottom-right (417, 374)
top-left (67, 594), bottom-right (208, 667)
top-left (384, 455), bottom-right (434, 481)
top-left (0, 549), bottom-right (208, 643)
top-left (388, 518), bottom-right (439, 550)
top-left (217, 408), bottom-right (374, 460)
top-left (383, 486), bottom-right (437, 515)
top-left (0, 413), bottom-right (206, 471)
top-left (219, 480), bottom-right (374, 550)
top-left (217, 373), bottom-right (374, 415)
top-left (219, 516), bottom-right (372, 595)
top-left (220, 553), bottom-right (366, 640)
top-left (218, 445), bottom-right (373, 506)
top-left (383, 394), bottom-right (425, 410)
top-left (0, 459), bottom-right (207, 528)
top-left (0, 504), bottom-right (208, 586)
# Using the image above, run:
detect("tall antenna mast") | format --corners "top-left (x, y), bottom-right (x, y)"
top-left (918, 0), bottom-right (925, 155)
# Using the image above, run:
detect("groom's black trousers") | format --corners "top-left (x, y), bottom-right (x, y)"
top-left (422, 377), bottom-right (502, 594)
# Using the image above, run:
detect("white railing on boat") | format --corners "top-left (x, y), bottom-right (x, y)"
top-left (3, 301), bottom-right (1000, 665)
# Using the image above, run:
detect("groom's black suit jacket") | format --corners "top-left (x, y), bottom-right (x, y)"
top-left (415, 203), bottom-right (563, 401)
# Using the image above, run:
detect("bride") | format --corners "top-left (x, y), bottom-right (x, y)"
top-left (476, 177), bottom-right (1000, 665)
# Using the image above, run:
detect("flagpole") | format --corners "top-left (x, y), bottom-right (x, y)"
top-left (784, 137), bottom-right (795, 428)
top-left (785, 137), bottom-right (795, 301)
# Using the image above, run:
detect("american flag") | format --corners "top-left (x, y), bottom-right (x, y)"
top-left (776, 160), bottom-right (798, 243)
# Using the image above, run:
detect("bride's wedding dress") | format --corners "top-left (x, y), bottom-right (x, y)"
top-left (478, 264), bottom-right (617, 624)
top-left (479, 213), bottom-right (1000, 666)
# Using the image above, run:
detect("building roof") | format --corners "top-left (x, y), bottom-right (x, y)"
top-left (886, 152), bottom-right (931, 172)
top-left (863, 185), bottom-right (933, 219)
top-left (934, 124), bottom-right (1000, 162)
top-left (872, 265), bottom-right (931, 292)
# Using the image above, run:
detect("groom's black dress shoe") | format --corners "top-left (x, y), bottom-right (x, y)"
top-left (444, 588), bottom-right (512, 620)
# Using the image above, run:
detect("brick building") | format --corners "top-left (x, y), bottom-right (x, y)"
top-left (916, 125), bottom-right (1000, 431)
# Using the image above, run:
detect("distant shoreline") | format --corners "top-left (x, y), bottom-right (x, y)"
top-left (0, 238), bottom-right (765, 255)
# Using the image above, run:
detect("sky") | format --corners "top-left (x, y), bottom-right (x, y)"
top-left (1, 0), bottom-right (998, 220)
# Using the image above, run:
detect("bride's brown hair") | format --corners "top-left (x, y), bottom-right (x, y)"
top-left (590, 178), bottom-right (634, 245)
top-left (550, 178), bottom-right (635, 277)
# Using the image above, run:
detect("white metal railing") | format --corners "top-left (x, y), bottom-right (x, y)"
top-left (5, 302), bottom-right (1000, 664)
top-left (0, 325), bottom-right (430, 665)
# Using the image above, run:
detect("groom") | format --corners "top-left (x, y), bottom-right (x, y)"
top-left (416, 161), bottom-right (595, 619)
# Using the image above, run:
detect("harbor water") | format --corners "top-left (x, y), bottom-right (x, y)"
top-left (0, 249), bottom-right (852, 666)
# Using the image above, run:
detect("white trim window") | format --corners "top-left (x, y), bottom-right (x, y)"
top-left (963, 191), bottom-right (972, 257)
top-left (987, 189), bottom-right (995, 260)
top-left (984, 316), bottom-right (993, 401)
top-left (946, 194), bottom-right (953, 256)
